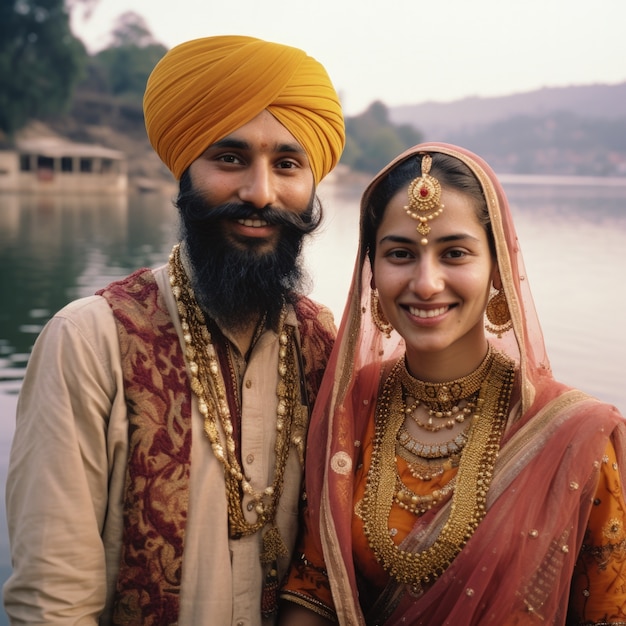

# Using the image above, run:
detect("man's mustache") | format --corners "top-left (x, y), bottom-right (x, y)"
top-left (181, 200), bottom-right (318, 235)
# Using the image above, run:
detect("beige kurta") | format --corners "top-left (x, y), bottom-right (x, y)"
top-left (4, 263), bottom-right (308, 625)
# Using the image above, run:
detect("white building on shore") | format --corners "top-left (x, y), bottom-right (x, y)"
top-left (0, 136), bottom-right (127, 194)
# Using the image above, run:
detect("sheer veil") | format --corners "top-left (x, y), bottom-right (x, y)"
top-left (303, 143), bottom-right (625, 625)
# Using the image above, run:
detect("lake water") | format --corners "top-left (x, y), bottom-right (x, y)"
top-left (0, 176), bottom-right (626, 621)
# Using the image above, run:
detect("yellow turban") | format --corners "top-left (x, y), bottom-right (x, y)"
top-left (143, 35), bottom-right (345, 183)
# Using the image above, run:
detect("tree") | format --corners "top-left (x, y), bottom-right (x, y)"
top-left (0, 0), bottom-right (89, 137)
top-left (342, 101), bottom-right (422, 174)
top-left (92, 12), bottom-right (167, 101)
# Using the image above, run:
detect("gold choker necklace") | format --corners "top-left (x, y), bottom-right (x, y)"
top-left (168, 244), bottom-right (299, 544)
top-left (362, 347), bottom-right (515, 588)
top-left (400, 344), bottom-right (494, 416)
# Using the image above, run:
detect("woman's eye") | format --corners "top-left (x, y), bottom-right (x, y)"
top-left (388, 249), bottom-right (412, 260)
top-left (444, 249), bottom-right (467, 260)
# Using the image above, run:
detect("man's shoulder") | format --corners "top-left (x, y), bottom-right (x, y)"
top-left (96, 267), bottom-right (156, 298)
top-left (293, 295), bottom-right (334, 323)
top-left (293, 295), bottom-right (336, 340)
top-left (96, 265), bottom-right (175, 336)
top-left (55, 294), bottom-right (113, 323)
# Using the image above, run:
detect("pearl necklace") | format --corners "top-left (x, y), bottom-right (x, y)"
top-left (168, 244), bottom-right (299, 541)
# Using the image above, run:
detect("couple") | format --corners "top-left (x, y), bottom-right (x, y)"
top-left (4, 35), bottom-right (625, 626)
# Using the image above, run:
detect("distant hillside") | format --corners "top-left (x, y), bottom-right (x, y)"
top-left (390, 82), bottom-right (626, 137)
top-left (389, 83), bottom-right (626, 176)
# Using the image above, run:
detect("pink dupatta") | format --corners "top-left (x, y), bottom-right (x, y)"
top-left (304, 143), bottom-right (626, 624)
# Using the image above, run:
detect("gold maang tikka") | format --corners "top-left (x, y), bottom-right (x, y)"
top-left (404, 153), bottom-right (444, 245)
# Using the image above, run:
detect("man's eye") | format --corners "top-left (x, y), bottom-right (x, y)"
top-left (218, 154), bottom-right (241, 164)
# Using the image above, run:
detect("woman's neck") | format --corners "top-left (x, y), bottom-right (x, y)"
top-left (404, 338), bottom-right (491, 383)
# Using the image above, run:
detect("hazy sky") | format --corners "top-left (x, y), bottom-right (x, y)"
top-left (71, 0), bottom-right (626, 115)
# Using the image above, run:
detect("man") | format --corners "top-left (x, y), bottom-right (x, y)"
top-left (3, 35), bottom-right (345, 625)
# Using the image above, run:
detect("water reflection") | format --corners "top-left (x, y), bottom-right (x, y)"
top-left (0, 191), bottom-right (178, 378)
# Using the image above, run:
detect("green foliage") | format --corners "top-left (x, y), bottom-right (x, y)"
top-left (341, 101), bottom-right (423, 174)
top-left (90, 12), bottom-right (167, 100)
top-left (0, 0), bottom-right (87, 136)
top-left (94, 43), bottom-right (166, 100)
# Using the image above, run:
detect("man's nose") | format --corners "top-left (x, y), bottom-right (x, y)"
top-left (238, 163), bottom-right (276, 209)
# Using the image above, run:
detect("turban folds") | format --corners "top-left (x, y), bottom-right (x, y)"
top-left (143, 35), bottom-right (345, 183)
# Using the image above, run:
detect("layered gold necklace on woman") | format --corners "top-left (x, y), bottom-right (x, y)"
top-left (362, 345), bottom-right (515, 588)
top-left (168, 243), bottom-right (299, 557)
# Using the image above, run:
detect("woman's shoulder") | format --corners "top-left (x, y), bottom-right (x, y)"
top-left (527, 381), bottom-right (625, 441)
top-left (355, 357), bottom-right (397, 380)
top-left (352, 358), bottom-right (399, 401)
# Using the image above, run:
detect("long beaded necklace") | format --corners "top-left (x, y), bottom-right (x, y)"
top-left (167, 244), bottom-right (299, 544)
top-left (362, 347), bottom-right (515, 588)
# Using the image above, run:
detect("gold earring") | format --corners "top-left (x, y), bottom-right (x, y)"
top-left (485, 288), bottom-right (512, 338)
top-left (371, 289), bottom-right (393, 338)
top-left (404, 153), bottom-right (445, 246)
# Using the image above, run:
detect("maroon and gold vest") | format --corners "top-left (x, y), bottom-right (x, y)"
top-left (97, 268), bottom-right (334, 625)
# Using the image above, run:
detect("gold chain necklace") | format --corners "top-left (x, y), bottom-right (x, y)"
top-left (362, 348), bottom-right (515, 587)
top-left (168, 244), bottom-right (299, 542)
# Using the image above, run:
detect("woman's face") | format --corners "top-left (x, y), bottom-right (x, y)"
top-left (372, 184), bottom-right (496, 378)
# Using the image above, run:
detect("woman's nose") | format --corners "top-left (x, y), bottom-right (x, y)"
top-left (409, 259), bottom-right (444, 298)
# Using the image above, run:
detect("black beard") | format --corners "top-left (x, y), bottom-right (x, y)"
top-left (175, 173), bottom-right (321, 332)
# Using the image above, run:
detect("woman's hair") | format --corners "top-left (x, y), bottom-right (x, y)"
top-left (363, 152), bottom-right (493, 263)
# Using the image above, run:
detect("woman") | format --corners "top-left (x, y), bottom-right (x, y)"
top-left (279, 143), bottom-right (626, 625)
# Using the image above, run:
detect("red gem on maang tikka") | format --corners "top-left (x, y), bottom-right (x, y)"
top-left (403, 153), bottom-right (444, 245)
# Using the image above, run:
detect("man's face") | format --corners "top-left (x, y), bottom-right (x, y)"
top-left (176, 111), bottom-right (320, 333)
top-left (186, 109), bottom-right (316, 256)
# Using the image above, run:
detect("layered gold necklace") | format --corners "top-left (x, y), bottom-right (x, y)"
top-left (362, 347), bottom-right (515, 587)
top-left (168, 244), bottom-right (299, 547)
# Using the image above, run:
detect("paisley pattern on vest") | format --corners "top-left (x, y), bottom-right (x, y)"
top-left (98, 268), bottom-right (335, 625)
top-left (98, 269), bottom-right (190, 625)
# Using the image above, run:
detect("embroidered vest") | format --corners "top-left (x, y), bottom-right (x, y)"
top-left (97, 268), bottom-right (334, 625)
